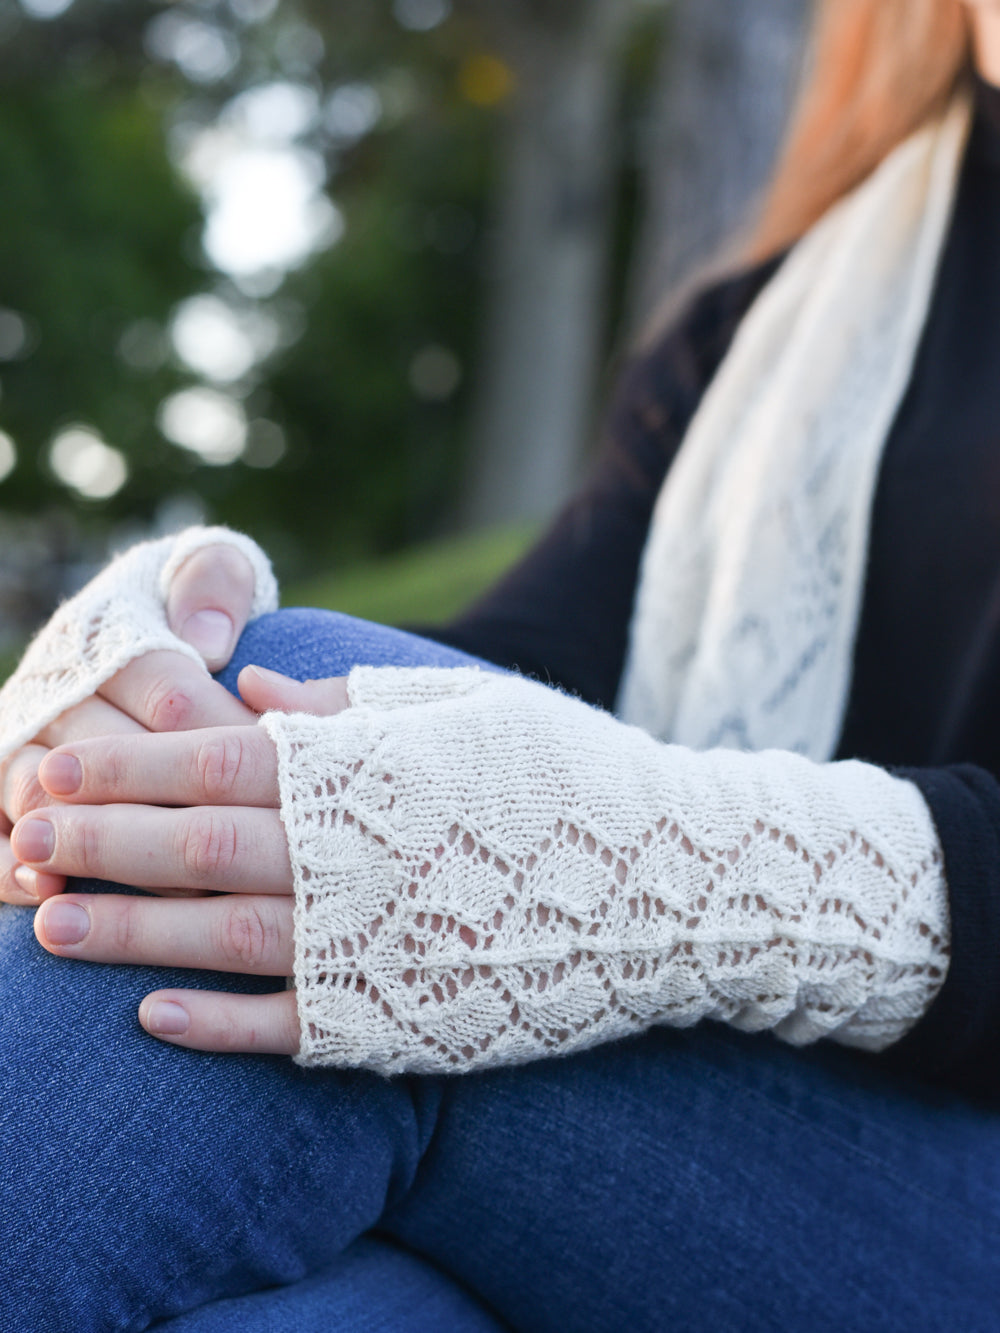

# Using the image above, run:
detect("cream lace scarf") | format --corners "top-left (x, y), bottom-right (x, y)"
top-left (618, 100), bottom-right (971, 759)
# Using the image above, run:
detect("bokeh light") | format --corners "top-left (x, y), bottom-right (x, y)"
top-left (227, 0), bottom-right (278, 25)
top-left (393, 0), bottom-right (451, 33)
top-left (170, 294), bottom-right (281, 383)
top-left (325, 84), bottom-right (382, 143)
top-left (204, 148), bottom-right (341, 281)
top-left (0, 309), bottom-right (28, 361)
top-left (17, 0), bottom-right (74, 21)
top-left (177, 99), bottom-right (343, 285)
top-left (225, 81), bottom-right (319, 143)
top-left (409, 344), bottom-right (462, 401)
top-left (158, 386), bottom-right (247, 465)
top-left (49, 427), bottom-right (128, 500)
top-left (117, 319), bottom-right (168, 373)
top-left (145, 12), bottom-right (239, 85)
top-left (459, 54), bottom-right (515, 107)
top-left (242, 418), bottom-right (287, 469)
top-left (273, 19), bottom-right (324, 73)
top-left (0, 430), bottom-right (17, 483)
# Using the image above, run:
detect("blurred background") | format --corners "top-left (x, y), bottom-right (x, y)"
top-left (0, 0), bottom-right (811, 658)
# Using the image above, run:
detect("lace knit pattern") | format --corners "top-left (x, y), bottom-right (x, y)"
top-left (619, 100), bottom-right (970, 760)
top-left (264, 668), bottom-right (950, 1076)
top-left (0, 528), bottom-right (277, 761)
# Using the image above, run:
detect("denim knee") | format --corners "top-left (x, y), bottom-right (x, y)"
top-left (0, 608), bottom-right (477, 1330)
top-left (0, 900), bottom-right (435, 1332)
top-left (217, 608), bottom-right (494, 696)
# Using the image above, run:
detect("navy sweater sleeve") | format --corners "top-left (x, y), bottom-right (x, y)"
top-left (880, 767), bottom-right (1000, 1101)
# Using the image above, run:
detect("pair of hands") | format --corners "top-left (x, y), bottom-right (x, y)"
top-left (0, 545), bottom-right (348, 1056)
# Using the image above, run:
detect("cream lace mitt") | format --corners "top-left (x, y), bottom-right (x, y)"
top-left (262, 667), bottom-right (950, 1076)
top-left (0, 527), bottom-right (277, 760)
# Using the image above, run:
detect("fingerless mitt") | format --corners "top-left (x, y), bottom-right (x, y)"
top-left (0, 527), bottom-right (277, 759)
top-left (262, 667), bottom-right (951, 1075)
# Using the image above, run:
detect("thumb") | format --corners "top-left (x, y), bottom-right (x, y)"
top-left (237, 665), bottom-right (351, 718)
top-left (166, 544), bottom-right (256, 673)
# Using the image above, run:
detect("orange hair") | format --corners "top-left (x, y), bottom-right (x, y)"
top-left (747, 0), bottom-right (973, 262)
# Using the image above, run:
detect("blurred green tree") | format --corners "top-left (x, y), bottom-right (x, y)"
top-left (0, 0), bottom-right (810, 621)
top-left (0, 78), bottom-right (202, 509)
top-left (0, 0), bottom-right (505, 585)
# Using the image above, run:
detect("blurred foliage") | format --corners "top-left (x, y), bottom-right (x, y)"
top-left (0, 78), bottom-right (202, 508)
top-left (0, 0), bottom-right (510, 583)
top-left (210, 69), bottom-right (494, 574)
top-left (0, 0), bottom-right (664, 604)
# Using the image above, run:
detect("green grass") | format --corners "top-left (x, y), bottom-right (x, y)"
top-left (285, 523), bottom-right (537, 626)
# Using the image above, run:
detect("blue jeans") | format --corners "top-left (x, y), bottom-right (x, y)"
top-left (1, 609), bottom-right (999, 1333)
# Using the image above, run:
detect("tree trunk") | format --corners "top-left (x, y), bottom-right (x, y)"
top-left (462, 0), bottom-right (633, 528)
top-left (628, 0), bottom-right (813, 331)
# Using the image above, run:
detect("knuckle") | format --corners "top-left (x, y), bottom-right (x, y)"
top-left (218, 901), bottom-right (277, 971)
top-left (0, 855), bottom-right (19, 902)
top-left (183, 811), bottom-right (239, 882)
top-left (76, 819), bottom-right (105, 877)
top-left (101, 739), bottom-right (132, 792)
top-left (195, 735), bottom-right (247, 803)
top-left (47, 813), bottom-right (104, 877)
top-left (82, 738), bottom-right (130, 797)
top-left (143, 674), bottom-right (197, 733)
top-left (211, 1006), bottom-right (250, 1051)
top-left (108, 901), bottom-right (142, 957)
top-left (9, 765), bottom-right (46, 821)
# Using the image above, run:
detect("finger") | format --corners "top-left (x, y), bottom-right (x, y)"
top-left (0, 833), bottom-right (64, 905)
top-left (38, 727), bottom-right (279, 808)
top-left (99, 650), bottom-right (256, 732)
top-left (238, 666), bottom-right (350, 718)
top-left (12, 804), bottom-right (291, 894)
top-left (11, 865), bottom-right (66, 905)
top-left (166, 544), bottom-right (256, 672)
top-left (0, 749), bottom-right (68, 900)
top-left (139, 988), bottom-right (299, 1055)
top-left (0, 832), bottom-right (24, 904)
top-left (1, 745), bottom-right (54, 823)
top-left (34, 893), bottom-right (294, 974)
top-left (36, 695), bottom-right (147, 748)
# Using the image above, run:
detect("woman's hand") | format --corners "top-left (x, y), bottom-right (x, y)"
top-left (0, 543), bottom-right (259, 906)
top-left (9, 669), bottom-right (350, 1056)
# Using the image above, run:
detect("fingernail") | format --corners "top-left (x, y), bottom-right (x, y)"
top-left (14, 818), bottom-right (54, 863)
top-left (144, 1000), bottom-right (190, 1036)
top-left (13, 865), bottom-right (40, 902)
top-left (42, 900), bottom-right (90, 946)
top-left (241, 665), bottom-right (292, 687)
top-left (40, 752), bottom-right (82, 796)
top-left (180, 610), bottom-right (234, 664)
